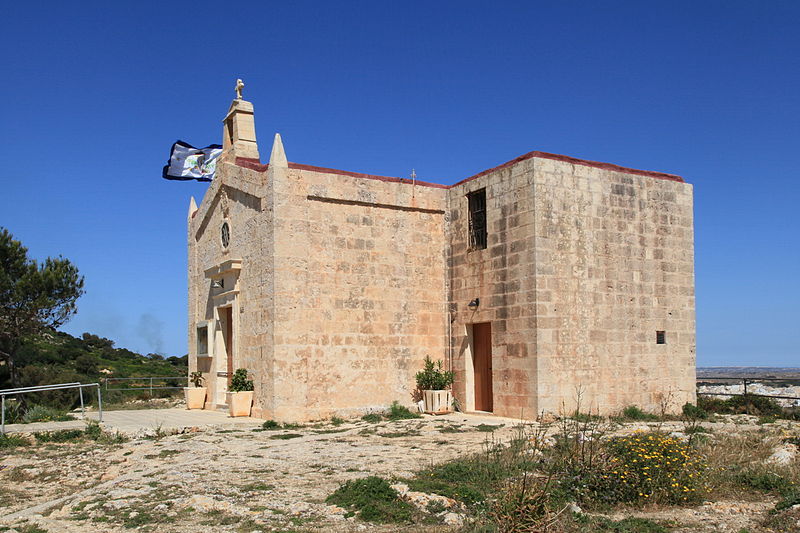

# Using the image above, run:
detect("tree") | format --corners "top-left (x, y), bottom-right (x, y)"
top-left (0, 227), bottom-right (84, 389)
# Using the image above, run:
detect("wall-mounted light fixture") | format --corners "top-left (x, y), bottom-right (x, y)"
top-left (211, 279), bottom-right (224, 289)
top-left (468, 298), bottom-right (480, 311)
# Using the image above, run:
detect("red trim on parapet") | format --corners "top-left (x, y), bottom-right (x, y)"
top-left (288, 162), bottom-right (449, 189)
top-left (232, 157), bottom-right (448, 189)
top-left (451, 151), bottom-right (684, 187)
top-left (234, 150), bottom-right (685, 189)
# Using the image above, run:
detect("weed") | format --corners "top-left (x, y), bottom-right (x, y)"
top-left (731, 469), bottom-right (793, 494)
top-left (22, 404), bottom-right (73, 424)
top-left (262, 420), bottom-right (280, 430)
top-left (269, 433), bottom-right (303, 440)
top-left (386, 401), bottom-right (421, 421)
top-left (312, 428), bottom-right (348, 434)
top-left (0, 434), bottom-right (30, 448)
top-left (569, 432), bottom-right (706, 505)
top-left (331, 416), bottom-right (345, 426)
top-left (573, 514), bottom-right (671, 532)
top-left (619, 405), bottom-right (660, 421)
top-left (34, 429), bottom-right (85, 443)
top-left (361, 413), bottom-right (382, 423)
top-left (475, 423), bottom-right (503, 432)
top-left (378, 429), bottom-right (421, 438)
top-left (698, 394), bottom-right (785, 417)
top-left (326, 476), bottom-right (413, 523)
top-left (682, 402), bottom-right (708, 420)
top-left (241, 482), bottom-right (275, 491)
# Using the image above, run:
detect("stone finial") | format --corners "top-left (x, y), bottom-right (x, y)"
top-left (221, 91), bottom-right (259, 161)
top-left (235, 79), bottom-right (244, 100)
top-left (188, 196), bottom-right (198, 219)
top-left (269, 133), bottom-right (288, 169)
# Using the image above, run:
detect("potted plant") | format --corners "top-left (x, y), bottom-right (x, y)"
top-left (227, 368), bottom-right (254, 417)
top-left (185, 371), bottom-right (207, 410)
top-left (415, 356), bottom-right (455, 414)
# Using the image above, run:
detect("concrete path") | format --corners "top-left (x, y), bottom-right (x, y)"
top-left (2, 408), bottom-right (261, 435)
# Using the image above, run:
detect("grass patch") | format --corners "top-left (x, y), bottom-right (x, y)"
top-left (21, 404), bottom-right (74, 423)
top-left (241, 482), bottom-right (275, 492)
top-left (0, 433), bottom-right (31, 448)
top-left (34, 429), bottom-right (86, 443)
top-left (386, 401), bottom-right (421, 421)
top-left (475, 423), bottom-right (503, 432)
top-left (618, 405), bottom-right (660, 421)
top-left (269, 433), bottom-right (303, 440)
top-left (572, 515), bottom-right (671, 532)
top-left (378, 429), bottom-right (421, 438)
top-left (32, 421), bottom-right (127, 445)
top-left (326, 476), bottom-right (413, 523)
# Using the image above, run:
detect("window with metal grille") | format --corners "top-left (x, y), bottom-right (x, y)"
top-left (467, 188), bottom-right (487, 250)
top-left (656, 331), bottom-right (666, 344)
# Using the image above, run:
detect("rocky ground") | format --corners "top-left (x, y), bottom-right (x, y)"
top-left (0, 412), bottom-right (798, 532)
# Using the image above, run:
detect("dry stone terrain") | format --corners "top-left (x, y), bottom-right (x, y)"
top-left (0, 412), bottom-right (798, 532)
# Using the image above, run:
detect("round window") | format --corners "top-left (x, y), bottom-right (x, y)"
top-left (221, 222), bottom-right (230, 248)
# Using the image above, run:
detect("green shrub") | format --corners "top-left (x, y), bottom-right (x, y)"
top-left (698, 394), bottom-right (783, 417)
top-left (34, 429), bottom-right (85, 442)
top-left (0, 434), bottom-right (30, 448)
top-left (331, 416), bottom-right (345, 426)
top-left (775, 488), bottom-right (800, 511)
top-left (620, 405), bottom-right (659, 421)
top-left (386, 401), bottom-right (421, 421)
top-left (574, 432), bottom-right (706, 505)
top-left (326, 476), bottom-right (413, 523)
top-left (409, 442), bottom-right (536, 505)
top-left (573, 515), bottom-right (670, 532)
top-left (229, 369), bottom-right (253, 392)
top-left (727, 394), bottom-right (782, 416)
top-left (682, 402), bottom-right (708, 420)
top-left (361, 413), bottom-right (382, 423)
top-left (262, 420), bottom-right (280, 430)
top-left (415, 356), bottom-right (454, 391)
top-left (732, 468), bottom-right (793, 494)
top-left (22, 404), bottom-right (73, 423)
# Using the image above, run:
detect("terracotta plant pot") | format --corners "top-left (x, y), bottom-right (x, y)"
top-left (423, 390), bottom-right (452, 414)
top-left (228, 391), bottom-right (254, 417)
top-left (184, 387), bottom-right (207, 410)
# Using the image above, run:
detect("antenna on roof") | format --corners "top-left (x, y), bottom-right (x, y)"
top-left (411, 169), bottom-right (416, 197)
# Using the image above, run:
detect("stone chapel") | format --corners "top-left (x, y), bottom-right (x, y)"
top-left (187, 90), bottom-right (696, 421)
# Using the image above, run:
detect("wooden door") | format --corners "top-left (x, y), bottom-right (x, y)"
top-left (223, 307), bottom-right (233, 388)
top-left (473, 322), bottom-right (493, 412)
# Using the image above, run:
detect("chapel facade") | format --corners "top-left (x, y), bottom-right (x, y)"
top-left (187, 94), bottom-right (696, 421)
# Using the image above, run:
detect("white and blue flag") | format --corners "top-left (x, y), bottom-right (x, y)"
top-left (162, 141), bottom-right (223, 182)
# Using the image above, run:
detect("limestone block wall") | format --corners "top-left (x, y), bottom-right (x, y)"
top-left (448, 158), bottom-right (540, 418)
top-left (269, 166), bottom-right (449, 421)
top-left (531, 156), bottom-right (695, 414)
top-left (188, 162), bottom-right (275, 416)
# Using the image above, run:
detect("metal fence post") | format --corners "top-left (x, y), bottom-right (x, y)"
top-left (149, 377), bottom-right (154, 398)
top-left (1, 395), bottom-right (5, 435)
top-left (97, 385), bottom-right (103, 423)
top-left (79, 386), bottom-right (85, 418)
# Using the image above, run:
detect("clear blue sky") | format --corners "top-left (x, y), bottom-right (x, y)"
top-left (1, 1), bottom-right (798, 366)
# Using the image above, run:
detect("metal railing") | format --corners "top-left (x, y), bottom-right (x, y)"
top-left (697, 377), bottom-right (800, 403)
top-left (0, 382), bottom-right (102, 435)
top-left (102, 376), bottom-right (187, 397)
